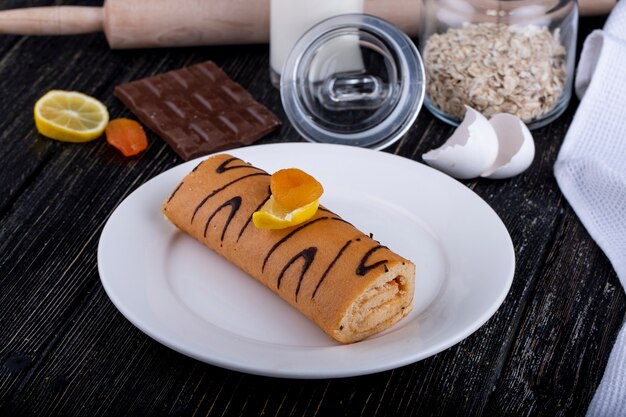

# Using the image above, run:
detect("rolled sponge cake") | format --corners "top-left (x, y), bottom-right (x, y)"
top-left (162, 153), bottom-right (415, 343)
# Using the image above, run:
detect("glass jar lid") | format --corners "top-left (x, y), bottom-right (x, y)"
top-left (280, 14), bottom-right (425, 150)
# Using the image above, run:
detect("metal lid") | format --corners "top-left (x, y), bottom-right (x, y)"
top-left (280, 14), bottom-right (425, 150)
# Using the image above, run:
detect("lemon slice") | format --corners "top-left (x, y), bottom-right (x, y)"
top-left (34, 90), bottom-right (109, 143)
top-left (252, 196), bottom-right (319, 229)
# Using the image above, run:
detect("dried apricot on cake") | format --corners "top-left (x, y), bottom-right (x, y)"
top-left (270, 168), bottom-right (324, 211)
top-left (253, 168), bottom-right (324, 230)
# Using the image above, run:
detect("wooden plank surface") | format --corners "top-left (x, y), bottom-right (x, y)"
top-left (0, 3), bottom-right (623, 416)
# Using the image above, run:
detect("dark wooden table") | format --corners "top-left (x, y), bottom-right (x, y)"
top-left (1, 1), bottom-right (624, 416)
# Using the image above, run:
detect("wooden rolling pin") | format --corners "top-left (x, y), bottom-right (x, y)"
top-left (0, 0), bottom-right (616, 49)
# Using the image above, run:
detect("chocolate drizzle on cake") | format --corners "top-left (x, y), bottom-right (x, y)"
top-left (277, 247), bottom-right (317, 301)
top-left (356, 245), bottom-right (389, 276)
top-left (331, 218), bottom-right (352, 227)
top-left (203, 196), bottom-right (242, 240)
top-left (237, 187), bottom-right (271, 242)
top-left (318, 207), bottom-right (354, 227)
top-left (191, 172), bottom-right (269, 223)
top-left (166, 182), bottom-right (184, 203)
top-left (192, 160), bottom-right (205, 172)
top-left (318, 207), bottom-right (336, 216)
top-left (262, 217), bottom-right (330, 272)
top-left (216, 157), bottom-right (265, 174)
top-left (312, 239), bottom-right (353, 299)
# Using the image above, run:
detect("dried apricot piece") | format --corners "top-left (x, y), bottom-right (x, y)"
top-left (105, 118), bottom-right (148, 157)
top-left (270, 168), bottom-right (323, 210)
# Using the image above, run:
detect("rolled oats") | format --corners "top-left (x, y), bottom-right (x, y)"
top-left (423, 23), bottom-right (567, 122)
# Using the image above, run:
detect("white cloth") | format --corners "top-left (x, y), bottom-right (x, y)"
top-left (553, 2), bottom-right (626, 416)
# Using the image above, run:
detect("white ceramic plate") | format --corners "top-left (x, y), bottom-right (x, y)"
top-left (98, 143), bottom-right (514, 379)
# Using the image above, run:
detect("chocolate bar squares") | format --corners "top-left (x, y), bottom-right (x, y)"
top-left (115, 61), bottom-right (281, 160)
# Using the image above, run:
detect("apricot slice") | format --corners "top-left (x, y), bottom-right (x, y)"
top-left (105, 118), bottom-right (148, 157)
top-left (270, 168), bottom-right (323, 210)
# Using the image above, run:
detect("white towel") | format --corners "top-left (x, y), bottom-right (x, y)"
top-left (553, 2), bottom-right (626, 416)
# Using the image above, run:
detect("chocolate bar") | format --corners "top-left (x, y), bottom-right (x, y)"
top-left (114, 61), bottom-right (281, 161)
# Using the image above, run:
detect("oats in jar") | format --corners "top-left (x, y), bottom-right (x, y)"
top-left (423, 23), bottom-right (567, 123)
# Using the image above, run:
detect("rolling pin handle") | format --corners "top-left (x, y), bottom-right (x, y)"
top-left (0, 6), bottom-right (104, 36)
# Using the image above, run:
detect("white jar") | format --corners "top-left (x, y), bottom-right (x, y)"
top-left (270, 0), bottom-right (364, 87)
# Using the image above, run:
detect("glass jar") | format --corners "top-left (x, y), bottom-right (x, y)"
top-left (280, 14), bottom-right (426, 149)
top-left (419, 0), bottom-right (578, 129)
top-left (270, 0), bottom-right (364, 88)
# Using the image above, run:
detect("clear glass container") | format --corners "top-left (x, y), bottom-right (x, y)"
top-left (280, 14), bottom-right (426, 150)
top-left (419, 0), bottom-right (578, 129)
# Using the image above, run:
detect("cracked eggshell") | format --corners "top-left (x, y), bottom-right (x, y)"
top-left (422, 107), bottom-right (499, 179)
top-left (481, 113), bottom-right (535, 179)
